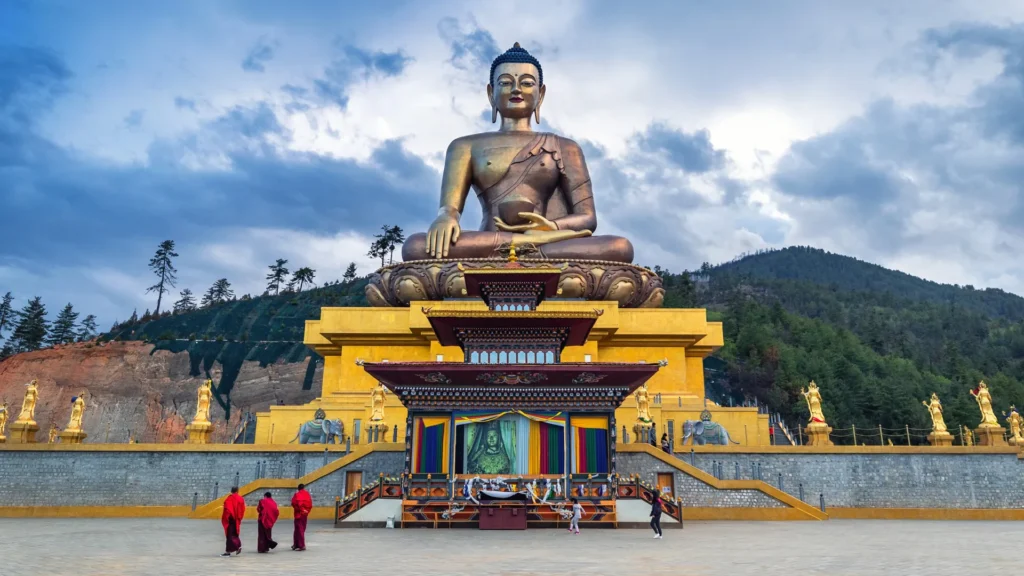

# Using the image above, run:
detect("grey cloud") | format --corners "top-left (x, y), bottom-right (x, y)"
top-left (123, 109), bottom-right (144, 128)
top-left (437, 17), bottom-right (500, 78)
top-left (242, 37), bottom-right (276, 73)
top-left (0, 46), bottom-right (71, 131)
top-left (0, 46), bottom-right (438, 297)
top-left (634, 123), bottom-right (726, 173)
top-left (769, 21), bottom-right (1024, 263)
top-left (173, 97), bottom-right (197, 112)
top-left (309, 42), bottom-right (412, 109)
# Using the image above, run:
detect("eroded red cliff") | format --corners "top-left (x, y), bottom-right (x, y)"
top-left (0, 341), bottom-right (320, 442)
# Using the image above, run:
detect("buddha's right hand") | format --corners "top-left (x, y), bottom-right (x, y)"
top-left (426, 213), bottom-right (461, 258)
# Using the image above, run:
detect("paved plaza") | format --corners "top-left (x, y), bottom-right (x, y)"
top-left (0, 517), bottom-right (1016, 575)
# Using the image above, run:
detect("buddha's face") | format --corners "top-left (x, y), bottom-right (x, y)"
top-left (486, 429), bottom-right (499, 449)
top-left (488, 62), bottom-right (545, 120)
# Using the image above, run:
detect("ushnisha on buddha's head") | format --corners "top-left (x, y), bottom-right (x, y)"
top-left (487, 42), bottom-right (546, 126)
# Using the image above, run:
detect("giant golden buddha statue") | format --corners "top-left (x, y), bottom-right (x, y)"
top-left (402, 43), bottom-right (632, 263)
top-left (369, 43), bottom-right (662, 308)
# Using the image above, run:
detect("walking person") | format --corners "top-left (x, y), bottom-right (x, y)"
top-left (291, 483), bottom-right (313, 551)
top-left (257, 492), bottom-right (280, 553)
top-left (650, 494), bottom-right (663, 539)
top-left (221, 487), bottom-right (246, 556)
top-left (568, 497), bottom-right (584, 535)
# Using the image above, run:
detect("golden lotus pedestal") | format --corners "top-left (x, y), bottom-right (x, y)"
top-left (8, 421), bottom-right (39, 444)
top-left (927, 431), bottom-right (955, 447)
top-left (366, 258), bottom-right (665, 308)
top-left (804, 424), bottom-right (833, 446)
top-left (974, 426), bottom-right (1008, 447)
top-left (58, 430), bottom-right (87, 444)
top-left (185, 422), bottom-right (213, 444)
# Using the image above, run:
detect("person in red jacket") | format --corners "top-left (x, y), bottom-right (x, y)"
top-left (256, 491), bottom-right (280, 553)
top-left (221, 486), bottom-right (246, 557)
top-left (290, 483), bottom-right (313, 551)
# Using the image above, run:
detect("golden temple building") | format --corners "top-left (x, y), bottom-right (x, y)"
top-left (255, 299), bottom-right (770, 446)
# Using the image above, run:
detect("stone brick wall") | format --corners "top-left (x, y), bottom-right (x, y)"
top-left (619, 452), bottom-right (785, 508)
top-left (0, 449), bottom-right (404, 508)
top-left (627, 450), bottom-right (1024, 509)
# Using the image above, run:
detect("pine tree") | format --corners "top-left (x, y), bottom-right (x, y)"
top-left (343, 263), bottom-right (358, 284)
top-left (140, 308), bottom-right (152, 323)
top-left (266, 259), bottom-right (289, 295)
top-left (128, 309), bottom-right (138, 324)
top-left (0, 291), bottom-right (13, 341)
top-left (9, 297), bottom-right (49, 352)
top-left (46, 303), bottom-right (79, 346)
top-left (77, 314), bottom-right (97, 342)
top-left (212, 278), bottom-right (234, 302)
top-left (173, 289), bottom-right (197, 313)
top-left (385, 225), bottom-right (405, 265)
top-left (146, 240), bottom-right (178, 315)
top-left (201, 284), bottom-right (217, 307)
top-left (291, 267), bottom-right (316, 292)
top-left (368, 236), bottom-right (388, 268)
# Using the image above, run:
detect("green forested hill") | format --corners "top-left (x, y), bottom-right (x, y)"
top-left (658, 247), bottom-right (1024, 443)
top-left (717, 246), bottom-right (1024, 321)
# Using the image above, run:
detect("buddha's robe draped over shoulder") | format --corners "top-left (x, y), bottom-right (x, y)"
top-left (477, 133), bottom-right (596, 233)
top-left (402, 133), bottom-right (633, 263)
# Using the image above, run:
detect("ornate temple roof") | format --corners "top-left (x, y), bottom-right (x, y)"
top-left (362, 362), bottom-right (659, 411)
top-left (423, 308), bottom-right (600, 347)
top-left (462, 266), bottom-right (562, 309)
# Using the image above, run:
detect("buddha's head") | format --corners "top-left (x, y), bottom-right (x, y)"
top-left (485, 429), bottom-right (499, 450)
top-left (488, 42), bottom-right (546, 125)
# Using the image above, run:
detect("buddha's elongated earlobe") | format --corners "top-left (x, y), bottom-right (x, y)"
top-left (487, 83), bottom-right (497, 123)
top-left (535, 84), bottom-right (546, 125)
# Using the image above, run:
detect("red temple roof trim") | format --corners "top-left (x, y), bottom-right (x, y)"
top-left (423, 311), bottom-right (600, 347)
top-left (362, 362), bottom-right (659, 411)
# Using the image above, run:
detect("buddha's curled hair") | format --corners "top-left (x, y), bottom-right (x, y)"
top-left (489, 42), bottom-right (543, 86)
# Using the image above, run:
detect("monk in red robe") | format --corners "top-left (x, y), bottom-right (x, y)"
top-left (221, 486), bottom-right (246, 556)
top-left (256, 491), bottom-right (280, 553)
top-left (290, 483), bottom-right (312, 551)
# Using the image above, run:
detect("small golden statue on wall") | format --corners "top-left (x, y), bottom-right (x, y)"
top-left (635, 383), bottom-right (652, 423)
top-left (369, 382), bottom-right (387, 423)
top-left (48, 423), bottom-right (59, 444)
top-left (922, 393), bottom-right (953, 446)
top-left (970, 381), bottom-right (1007, 446)
top-left (1005, 407), bottom-right (1023, 446)
top-left (800, 381), bottom-right (833, 446)
top-left (59, 392), bottom-right (88, 444)
top-left (185, 379), bottom-right (215, 444)
top-left (0, 402), bottom-right (8, 443)
top-left (15, 380), bottom-right (39, 425)
top-left (9, 380), bottom-right (41, 443)
top-left (962, 425), bottom-right (975, 447)
top-left (194, 379), bottom-right (213, 424)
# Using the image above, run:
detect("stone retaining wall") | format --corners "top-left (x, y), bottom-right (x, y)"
top-left (624, 449), bottom-right (1024, 509)
top-left (0, 448), bottom-right (404, 508)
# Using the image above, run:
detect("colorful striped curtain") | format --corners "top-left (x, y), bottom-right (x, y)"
top-left (412, 417), bottom-right (449, 473)
top-left (571, 416), bottom-right (609, 474)
top-left (528, 421), bottom-right (565, 474)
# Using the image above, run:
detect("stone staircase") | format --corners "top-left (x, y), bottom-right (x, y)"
top-left (619, 444), bottom-right (828, 521)
top-left (188, 444), bottom-right (403, 520)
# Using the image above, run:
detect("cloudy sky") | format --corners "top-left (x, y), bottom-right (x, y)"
top-left (2, 0), bottom-right (1023, 327)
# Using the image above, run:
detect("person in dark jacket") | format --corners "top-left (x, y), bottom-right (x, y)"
top-left (660, 433), bottom-right (670, 453)
top-left (650, 495), bottom-right (663, 539)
